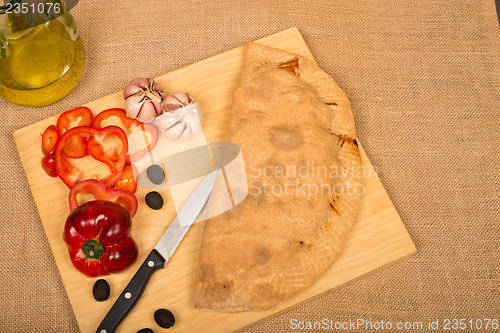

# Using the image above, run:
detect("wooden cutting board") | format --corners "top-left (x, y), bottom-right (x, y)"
top-left (13, 27), bottom-right (416, 333)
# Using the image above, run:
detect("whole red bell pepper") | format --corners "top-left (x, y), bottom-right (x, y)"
top-left (54, 126), bottom-right (128, 188)
top-left (63, 200), bottom-right (138, 277)
top-left (92, 108), bottom-right (159, 162)
top-left (68, 179), bottom-right (138, 217)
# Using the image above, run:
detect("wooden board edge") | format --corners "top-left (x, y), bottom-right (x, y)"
top-left (357, 141), bottom-right (416, 247)
top-left (234, 246), bottom-right (417, 333)
top-left (12, 132), bottom-right (85, 330)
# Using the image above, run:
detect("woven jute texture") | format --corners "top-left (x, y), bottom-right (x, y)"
top-left (1, 0), bottom-right (499, 332)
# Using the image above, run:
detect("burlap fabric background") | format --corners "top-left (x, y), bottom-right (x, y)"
top-left (1, 0), bottom-right (499, 332)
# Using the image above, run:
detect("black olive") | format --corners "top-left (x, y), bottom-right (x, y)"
top-left (154, 308), bottom-right (175, 329)
top-left (147, 164), bottom-right (165, 185)
top-left (145, 191), bottom-right (164, 210)
top-left (92, 279), bottom-right (110, 302)
top-left (136, 329), bottom-right (154, 333)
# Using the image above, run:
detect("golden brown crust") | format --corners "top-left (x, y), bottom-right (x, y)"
top-left (194, 42), bottom-right (361, 312)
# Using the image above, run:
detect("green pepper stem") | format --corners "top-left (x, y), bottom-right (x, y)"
top-left (82, 239), bottom-right (104, 260)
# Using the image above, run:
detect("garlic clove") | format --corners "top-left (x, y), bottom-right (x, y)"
top-left (123, 84), bottom-right (143, 100)
top-left (150, 79), bottom-right (164, 96)
top-left (155, 112), bottom-right (179, 130)
top-left (177, 127), bottom-right (193, 141)
top-left (129, 77), bottom-right (150, 90)
top-left (170, 91), bottom-right (191, 105)
top-left (150, 98), bottom-right (163, 118)
top-left (161, 95), bottom-right (185, 113)
top-left (160, 91), bottom-right (194, 113)
top-left (136, 101), bottom-right (160, 123)
top-left (125, 94), bottom-right (145, 119)
top-left (163, 122), bottom-right (186, 140)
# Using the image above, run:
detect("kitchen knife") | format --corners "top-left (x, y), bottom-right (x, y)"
top-left (96, 168), bottom-right (218, 333)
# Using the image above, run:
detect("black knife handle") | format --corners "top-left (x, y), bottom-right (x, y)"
top-left (96, 249), bottom-right (166, 333)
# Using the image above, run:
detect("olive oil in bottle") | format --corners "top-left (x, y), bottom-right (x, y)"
top-left (0, 8), bottom-right (85, 107)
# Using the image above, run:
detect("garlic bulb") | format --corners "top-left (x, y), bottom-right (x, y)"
top-left (123, 78), bottom-right (163, 122)
top-left (155, 92), bottom-right (202, 141)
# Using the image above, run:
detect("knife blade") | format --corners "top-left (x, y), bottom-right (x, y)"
top-left (96, 168), bottom-right (218, 333)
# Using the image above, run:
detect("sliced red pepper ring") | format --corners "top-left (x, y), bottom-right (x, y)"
top-left (68, 179), bottom-right (138, 217)
top-left (112, 163), bottom-right (138, 194)
top-left (41, 125), bottom-right (59, 155)
top-left (86, 125), bottom-right (129, 173)
top-left (57, 107), bottom-right (94, 159)
top-left (92, 108), bottom-right (159, 162)
top-left (54, 126), bottom-right (128, 188)
top-left (57, 106), bottom-right (94, 135)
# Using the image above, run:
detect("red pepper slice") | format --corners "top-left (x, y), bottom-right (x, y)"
top-left (86, 125), bottom-right (129, 172)
top-left (57, 106), bottom-right (94, 135)
top-left (92, 108), bottom-right (159, 162)
top-left (64, 136), bottom-right (88, 159)
top-left (41, 125), bottom-right (59, 155)
top-left (54, 126), bottom-right (96, 187)
top-left (41, 154), bottom-right (57, 177)
top-left (54, 126), bottom-right (128, 188)
top-left (112, 163), bottom-right (138, 194)
top-left (63, 200), bottom-right (138, 277)
top-left (57, 107), bottom-right (94, 159)
top-left (68, 179), bottom-right (138, 217)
